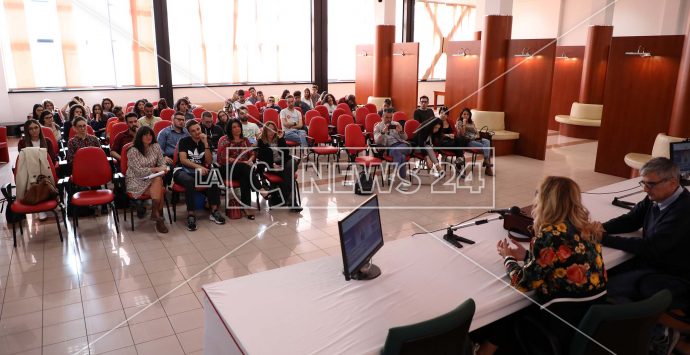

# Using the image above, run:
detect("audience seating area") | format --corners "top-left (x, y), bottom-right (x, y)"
top-left (555, 102), bottom-right (603, 140)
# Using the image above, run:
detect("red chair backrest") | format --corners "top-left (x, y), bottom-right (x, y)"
top-left (304, 110), bottom-right (320, 126)
top-left (263, 112), bottom-right (282, 130)
top-left (344, 123), bottom-right (366, 156)
top-left (393, 111), bottom-right (409, 122)
top-left (41, 127), bottom-right (59, 153)
top-left (314, 105), bottom-right (329, 119)
top-left (111, 123), bottom-right (128, 141)
top-left (365, 113), bottom-right (382, 135)
top-left (331, 108), bottom-right (348, 127)
top-left (125, 106), bottom-right (134, 113)
top-left (245, 105), bottom-right (260, 122)
top-left (72, 147), bottom-right (112, 186)
top-left (151, 101), bottom-right (158, 107)
top-left (263, 108), bottom-right (280, 125)
top-left (365, 103), bottom-right (377, 114)
top-left (154, 120), bottom-right (172, 137)
top-left (337, 103), bottom-right (350, 113)
top-left (120, 142), bottom-right (133, 174)
top-left (192, 108), bottom-right (205, 118)
top-left (107, 116), bottom-right (120, 125)
top-left (277, 99), bottom-right (287, 109)
top-left (308, 117), bottom-right (330, 145)
top-left (69, 125), bottom-right (95, 139)
top-left (294, 107), bottom-right (302, 114)
top-left (404, 119), bottom-right (421, 140)
top-left (255, 101), bottom-right (266, 109)
top-left (160, 108), bottom-right (175, 121)
top-left (355, 107), bottom-right (369, 126)
top-left (337, 115), bottom-right (354, 136)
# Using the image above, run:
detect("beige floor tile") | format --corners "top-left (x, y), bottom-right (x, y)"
top-left (100, 345), bottom-right (137, 355)
top-left (135, 335), bottom-right (184, 355)
top-left (129, 316), bottom-right (174, 344)
top-left (0, 311), bottom-right (42, 336)
top-left (87, 326), bottom-right (134, 354)
top-left (85, 309), bottom-right (127, 335)
top-left (0, 328), bottom-right (42, 354)
top-left (176, 328), bottom-right (203, 354)
top-left (115, 274), bottom-right (152, 293)
top-left (167, 308), bottom-right (204, 334)
top-left (124, 303), bottom-right (167, 325)
top-left (2, 295), bottom-right (43, 318)
top-left (43, 303), bottom-right (84, 327)
top-left (119, 287), bottom-right (158, 308)
top-left (42, 318), bottom-right (86, 345)
top-left (81, 281), bottom-right (118, 301)
top-left (160, 294), bottom-right (201, 316)
top-left (83, 294), bottom-right (123, 317)
top-left (42, 336), bottom-right (89, 355)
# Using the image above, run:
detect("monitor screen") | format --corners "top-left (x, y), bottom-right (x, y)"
top-left (670, 141), bottom-right (690, 179)
top-left (338, 195), bottom-right (384, 280)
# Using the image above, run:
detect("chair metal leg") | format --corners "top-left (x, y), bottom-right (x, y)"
top-left (130, 208), bottom-right (135, 231)
top-left (19, 220), bottom-right (23, 235)
top-left (12, 222), bottom-right (17, 247)
top-left (164, 197), bottom-right (172, 224)
top-left (111, 203), bottom-right (120, 234)
top-left (73, 214), bottom-right (78, 237)
top-left (52, 210), bottom-right (63, 242)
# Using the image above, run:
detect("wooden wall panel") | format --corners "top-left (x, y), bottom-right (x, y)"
top-left (390, 42), bottom-right (420, 118)
top-left (355, 44), bottom-right (374, 104)
top-left (444, 40), bottom-right (481, 122)
top-left (547, 46), bottom-right (584, 130)
top-left (502, 39), bottom-right (556, 160)
top-left (595, 35), bottom-right (684, 177)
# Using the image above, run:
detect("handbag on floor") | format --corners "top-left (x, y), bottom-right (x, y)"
top-left (226, 198), bottom-right (242, 219)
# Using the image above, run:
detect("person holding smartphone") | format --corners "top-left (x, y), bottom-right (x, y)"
top-left (373, 108), bottom-right (411, 190)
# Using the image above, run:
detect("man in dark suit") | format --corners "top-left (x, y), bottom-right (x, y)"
top-left (602, 157), bottom-right (690, 302)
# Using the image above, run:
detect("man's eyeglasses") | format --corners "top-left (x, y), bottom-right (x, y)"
top-left (420, 100), bottom-right (428, 104)
top-left (639, 178), bottom-right (669, 189)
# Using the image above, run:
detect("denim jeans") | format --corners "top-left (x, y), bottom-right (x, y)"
top-left (468, 138), bottom-right (491, 160)
top-left (390, 142), bottom-right (411, 179)
top-left (284, 129), bottom-right (308, 147)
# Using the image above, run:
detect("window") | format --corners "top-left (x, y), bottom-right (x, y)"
top-left (167, 0), bottom-right (312, 85)
top-left (327, 0), bottom-right (376, 81)
top-left (0, 0), bottom-right (157, 89)
top-left (414, 0), bottom-right (475, 80)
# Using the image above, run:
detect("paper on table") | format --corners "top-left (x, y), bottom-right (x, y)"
top-left (143, 171), bottom-right (165, 180)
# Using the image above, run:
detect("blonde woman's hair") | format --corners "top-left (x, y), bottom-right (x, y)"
top-left (260, 121), bottom-right (278, 144)
top-left (532, 176), bottom-right (602, 242)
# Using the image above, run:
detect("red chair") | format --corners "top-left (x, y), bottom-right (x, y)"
top-left (0, 126), bottom-right (9, 163)
top-left (277, 99), bottom-right (288, 109)
top-left (192, 107), bottom-right (206, 118)
top-left (355, 107), bottom-right (369, 127)
top-left (306, 117), bottom-right (340, 172)
top-left (255, 101), bottom-right (266, 110)
top-left (153, 120), bottom-right (172, 137)
top-left (331, 108), bottom-right (348, 128)
top-left (304, 110), bottom-right (320, 127)
top-left (151, 101), bottom-right (158, 107)
top-left (364, 113), bottom-right (382, 143)
top-left (393, 111), bottom-right (409, 123)
top-left (8, 154), bottom-right (65, 247)
top-left (119, 143), bottom-right (171, 230)
top-left (125, 105), bottom-right (134, 113)
top-left (337, 103), bottom-right (351, 113)
top-left (294, 107), bottom-right (302, 114)
top-left (110, 123), bottom-right (129, 142)
top-left (343, 123), bottom-right (383, 185)
top-left (365, 103), bottom-right (377, 114)
top-left (42, 127), bottom-right (59, 153)
top-left (69, 125), bottom-right (95, 139)
top-left (314, 105), bottom-right (329, 120)
top-left (107, 116), bottom-right (120, 126)
top-left (160, 108), bottom-right (175, 121)
top-left (263, 171), bottom-right (301, 208)
top-left (245, 105), bottom-right (261, 124)
top-left (336, 115), bottom-right (354, 141)
top-left (404, 120), bottom-right (421, 141)
top-left (69, 147), bottom-right (120, 235)
top-left (263, 110), bottom-right (282, 129)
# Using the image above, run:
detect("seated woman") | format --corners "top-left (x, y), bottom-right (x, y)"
top-left (473, 176), bottom-right (607, 355)
top-left (39, 110), bottom-right (62, 143)
top-left (105, 105), bottom-right (126, 141)
top-left (154, 98), bottom-right (168, 117)
top-left (62, 103), bottom-right (87, 141)
top-left (323, 94), bottom-right (337, 116)
top-left (217, 119), bottom-right (258, 219)
top-left (42, 99), bottom-right (63, 127)
top-left (436, 107), bottom-right (469, 168)
top-left (31, 104), bottom-right (44, 121)
top-left (414, 118), bottom-right (445, 177)
top-left (101, 98), bottom-right (116, 118)
top-left (456, 108), bottom-right (493, 176)
top-left (215, 110), bottom-right (230, 133)
top-left (90, 103), bottom-right (108, 138)
top-left (257, 121), bottom-right (302, 213)
top-left (125, 126), bottom-right (168, 234)
top-left (18, 119), bottom-right (57, 163)
top-left (66, 116), bottom-right (101, 163)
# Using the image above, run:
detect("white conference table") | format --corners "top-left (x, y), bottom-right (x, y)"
top-left (202, 178), bottom-right (644, 355)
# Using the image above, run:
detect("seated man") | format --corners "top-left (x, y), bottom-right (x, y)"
top-left (138, 102), bottom-right (161, 128)
top-left (280, 95), bottom-right (308, 147)
top-left (111, 113), bottom-right (140, 161)
top-left (247, 87), bottom-right (259, 105)
top-left (238, 108), bottom-right (260, 145)
top-left (199, 111), bottom-right (223, 151)
top-left (602, 157), bottom-right (690, 303)
top-left (263, 96), bottom-right (281, 113)
top-left (413, 95), bottom-right (435, 123)
top-left (374, 108), bottom-right (411, 191)
top-left (293, 90), bottom-right (311, 114)
top-left (233, 89), bottom-right (249, 110)
top-left (158, 112), bottom-right (189, 184)
top-left (173, 120), bottom-right (225, 231)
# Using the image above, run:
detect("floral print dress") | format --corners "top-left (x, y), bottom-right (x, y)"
top-left (503, 221), bottom-right (607, 303)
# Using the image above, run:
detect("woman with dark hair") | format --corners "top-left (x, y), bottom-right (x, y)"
top-left (42, 99), bottom-right (63, 127)
top-left (217, 119), bottom-right (257, 219)
top-left (414, 118), bottom-right (445, 177)
top-left (39, 110), bottom-right (62, 142)
top-left (66, 116), bottom-right (100, 163)
top-left (18, 119), bottom-right (56, 162)
top-left (154, 98), bottom-right (168, 117)
top-left (174, 98), bottom-right (195, 120)
top-left (101, 98), bottom-right (116, 118)
top-left (215, 110), bottom-right (230, 133)
top-left (457, 108), bottom-right (493, 176)
top-left (346, 94), bottom-right (357, 112)
top-left (62, 104), bottom-right (87, 141)
top-left (133, 99), bottom-right (147, 118)
top-left (473, 176), bottom-right (607, 355)
top-left (31, 104), bottom-right (44, 121)
top-left (257, 121), bottom-right (302, 213)
top-left (303, 88), bottom-right (315, 109)
top-left (125, 126), bottom-right (168, 234)
top-left (90, 104), bottom-right (107, 138)
top-left (280, 89), bottom-right (290, 100)
top-left (323, 94), bottom-right (337, 116)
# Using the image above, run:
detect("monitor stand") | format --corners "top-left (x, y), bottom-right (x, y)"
top-left (353, 260), bottom-right (381, 280)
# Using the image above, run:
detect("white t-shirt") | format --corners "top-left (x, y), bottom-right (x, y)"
top-left (279, 108), bottom-right (302, 130)
top-left (242, 122), bottom-right (260, 144)
top-left (234, 100), bottom-right (249, 110)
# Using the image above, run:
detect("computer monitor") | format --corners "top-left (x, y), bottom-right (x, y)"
top-left (338, 195), bottom-right (384, 281)
top-left (670, 140), bottom-right (690, 185)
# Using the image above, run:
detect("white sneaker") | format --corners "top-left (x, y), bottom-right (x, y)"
top-left (398, 181), bottom-right (411, 192)
top-left (38, 212), bottom-right (48, 221)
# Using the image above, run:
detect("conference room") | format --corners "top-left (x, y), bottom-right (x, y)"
top-left (1, 0), bottom-right (690, 354)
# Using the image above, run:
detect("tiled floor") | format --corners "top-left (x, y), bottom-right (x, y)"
top-left (0, 136), bottom-right (623, 354)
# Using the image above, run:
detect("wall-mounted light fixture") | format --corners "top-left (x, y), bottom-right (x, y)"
top-left (625, 45), bottom-right (652, 57)
top-left (393, 49), bottom-right (407, 56)
top-left (514, 47), bottom-right (532, 58)
top-left (556, 52), bottom-right (569, 59)
top-left (451, 48), bottom-right (470, 57)
top-left (357, 51), bottom-right (369, 57)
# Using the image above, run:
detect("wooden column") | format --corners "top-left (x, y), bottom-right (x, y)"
top-left (474, 31), bottom-right (482, 41)
top-left (373, 25), bottom-right (395, 98)
top-left (579, 26), bottom-right (612, 104)
top-left (669, 9), bottom-right (690, 137)
top-left (477, 15), bottom-right (512, 111)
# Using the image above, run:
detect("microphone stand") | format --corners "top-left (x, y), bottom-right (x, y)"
top-left (443, 215), bottom-right (505, 248)
top-left (612, 189), bottom-right (644, 210)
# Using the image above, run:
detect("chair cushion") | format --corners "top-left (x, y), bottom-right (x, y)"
top-left (285, 140), bottom-right (301, 147)
top-left (492, 130), bottom-right (520, 140)
top-left (555, 115), bottom-right (601, 127)
top-left (355, 156), bottom-right (382, 166)
top-left (312, 146), bottom-right (339, 155)
top-left (264, 173), bottom-right (284, 184)
top-left (0, 142), bottom-right (7, 148)
top-left (471, 110), bottom-right (505, 131)
top-left (624, 153), bottom-right (652, 170)
top-left (11, 199), bottom-right (58, 214)
top-left (224, 180), bottom-right (240, 188)
top-left (172, 183), bottom-right (186, 193)
top-left (570, 103), bottom-right (603, 120)
top-left (127, 192), bottom-right (150, 200)
top-left (72, 190), bottom-right (114, 206)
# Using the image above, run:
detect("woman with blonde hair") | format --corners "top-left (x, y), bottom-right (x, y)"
top-left (473, 176), bottom-right (607, 355)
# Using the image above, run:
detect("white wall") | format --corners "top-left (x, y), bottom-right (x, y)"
top-left (511, 0), bottom-right (562, 39)
top-left (612, 0), bottom-right (689, 37)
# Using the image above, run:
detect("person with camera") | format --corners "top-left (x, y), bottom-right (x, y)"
top-left (457, 108), bottom-right (493, 176)
top-left (374, 108), bottom-right (411, 191)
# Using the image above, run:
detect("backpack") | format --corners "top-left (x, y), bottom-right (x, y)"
top-left (354, 171), bottom-right (374, 195)
top-left (1, 184), bottom-right (27, 224)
